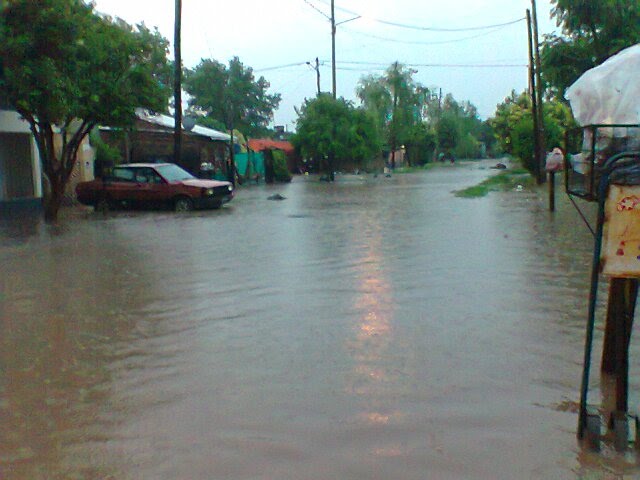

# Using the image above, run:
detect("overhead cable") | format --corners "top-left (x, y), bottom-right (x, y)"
top-left (302, 0), bottom-right (331, 20)
top-left (314, 0), bottom-right (525, 32)
top-left (255, 62), bottom-right (309, 73)
top-left (341, 24), bottom-right (515, 46)
top-left (335, 60), bottom-right (527, 68)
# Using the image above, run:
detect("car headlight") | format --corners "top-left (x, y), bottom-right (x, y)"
top-left (204, 188), bottom-right (214, 196)
top-left (228, 185), bottom-right (233, 192)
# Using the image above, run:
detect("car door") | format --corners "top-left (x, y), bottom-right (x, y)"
top-left (130, 167), bottom-right (167, 206)
top-left (106, 167), bottom-right (137, 203)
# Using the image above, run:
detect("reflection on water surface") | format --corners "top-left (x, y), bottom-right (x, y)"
top-left (1, 163), bottom-right (638, 479)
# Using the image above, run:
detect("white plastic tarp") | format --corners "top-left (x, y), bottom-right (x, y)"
top-left (566, 43), bottom-right (640, 127)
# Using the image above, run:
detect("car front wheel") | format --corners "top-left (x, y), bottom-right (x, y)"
top-left (95, 196), bottom-right (110, 213)
top-left (174, 197), bottom-right (194, 212)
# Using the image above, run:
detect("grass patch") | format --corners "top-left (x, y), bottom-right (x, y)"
top-left (454, 167), bottom-right (534, 198)
top-left (394, 162), bottom-right (452, 174)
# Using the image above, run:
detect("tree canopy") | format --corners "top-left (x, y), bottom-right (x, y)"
top-left (183, 57), bottom-right (281, 138)
top-left (0, 0), bottom-right (170, 221)
top-left (489, 90), bottom-right (575, 173)
top-left (292, 94), bottom-right (380, 175)
top-left (356, 62), bottom-right (423, 167)
top-left (541, 0), bottom-right (640, 98)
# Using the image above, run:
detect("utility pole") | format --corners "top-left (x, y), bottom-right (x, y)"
top-left (531, 0), bottom-right (545, 185)
top-left (527, 10), bottom-right (540, 185)
top-left (331, 0), bottom-right (336, 99)
top-left (173, 0), bottom-right (182, 166)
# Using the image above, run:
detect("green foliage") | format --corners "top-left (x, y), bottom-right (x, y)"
top-left (455, 132), bottom-right (481, 159)
top-left (508, 109), bottom-right (569, 175)
top-left (0, 1), bottom-right (169, 126)
top-left (357, 66), bottom-right (489, 162)
top-left (511, 117), bottom-right (535, 172)
top-left (436, 114), bottom-right (459, 153)
top-left (405, 122), bottom-right (436, 165)
top-left (489, 90), bottom-right (575, 169)
top-left (489, 90), bottom-right (531, 154)
top-left (542, 0), bottom-right (640, 98)
top-left (440, 96), bottom-right (486, 158)
top-left (195, 115), bottom-right (227, 133)
top-left (89, 131), bottom-right (121, 166)
top-left (272, 150), bottom-right (292, 182)
top-left (357, 62), bottom-right (423, 161)
top-left (184, 57), bottom-right (281, 138)
top-left (0, 0), bottom-right (170, 221)
top-left (292, 94), bottom-right (381, 172)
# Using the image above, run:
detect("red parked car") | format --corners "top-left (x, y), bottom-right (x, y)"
top-left (76, 163), bottom-right (234, 212)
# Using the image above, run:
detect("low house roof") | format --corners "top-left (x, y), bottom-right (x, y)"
top-left (248, 138), bottom-right (294, 153)
top-left (133, 109), bottom-right (231, 142)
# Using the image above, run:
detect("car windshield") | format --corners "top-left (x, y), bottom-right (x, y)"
top-left (155, 164), bottom-right (196, 182)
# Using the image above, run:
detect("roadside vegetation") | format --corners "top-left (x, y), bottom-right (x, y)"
top-left (293, 63), bottom-right (494, 176)
top-left (454, 166), bottom-right (534, 198)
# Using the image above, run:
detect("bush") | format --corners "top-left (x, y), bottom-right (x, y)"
top-left (272, 150), bottom-right (292, 182)
top-left (90, 130), bottom-right (122, 177)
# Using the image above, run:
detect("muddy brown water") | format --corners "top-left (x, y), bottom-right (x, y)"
top-left (1, 161), bottom-right (639, 479)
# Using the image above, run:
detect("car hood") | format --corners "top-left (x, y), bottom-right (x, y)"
top-left (180, 179), bottom-right (232, 188)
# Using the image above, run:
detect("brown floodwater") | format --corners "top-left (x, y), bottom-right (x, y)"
top-left (1, 161), bottom-right (639, 479)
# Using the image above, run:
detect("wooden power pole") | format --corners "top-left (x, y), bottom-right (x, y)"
top-left (526, 10), bottom-right (540, 185)
top-left (173, 0), bottom-right (182, 166)
top-left (331, 0), bottom-right (336, 99)
top-left (531, 0), bottom-right (545, 185)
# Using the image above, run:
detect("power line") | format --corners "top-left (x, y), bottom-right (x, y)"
top-left (338, 62), bottom-right (528, 71)
top-left (333, 60), bottom-right (527, 68)
top-left (255, 62), bottom-right (309, 73)
top-left (302, 0), bottom-right (331, 21)
top-left (254, 59), bottom-right (526, 74)
top-left (314, 0), bottom-right (525, 32)
top-left (340, 24), bottom-right (516, 46)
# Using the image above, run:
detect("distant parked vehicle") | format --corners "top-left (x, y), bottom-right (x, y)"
top-left (76, 163), bottom-right (234, 212)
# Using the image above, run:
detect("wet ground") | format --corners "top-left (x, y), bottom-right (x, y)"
top-left (1, 160), bottom-right (639, 479)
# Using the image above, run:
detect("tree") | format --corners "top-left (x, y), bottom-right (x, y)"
top-left (357, 62), bottom-right (422, 168)
top-left (439, 95), bottom-right (485, 159)
top-left (436, 114), bottom-right (459, 157)
top-left (489, 90), bottom-right (575, 174)
top-left (356, 74), bottom-right (391, 142)
top-left (292, 94), bottom-right (380, 176)
top-left (541, 0), bottom-right (640, 98)
top-left (0, 0), bottom-right (170, 222)
top-left (489, 91), bottom-right (532, 154)
top-left (183, 57), bottom-right (281, 138)
top-left (405, 122), bottom-right (436, 166)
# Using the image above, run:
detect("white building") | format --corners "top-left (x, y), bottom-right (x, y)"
top-left (0, 110), bottom-right (42, 205)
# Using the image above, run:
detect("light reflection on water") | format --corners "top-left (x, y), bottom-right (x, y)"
top-left (1, 162), bottom-right (639, 479)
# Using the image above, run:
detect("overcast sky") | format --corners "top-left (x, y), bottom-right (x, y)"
top-left (93, 0), bottom-right (560, 131)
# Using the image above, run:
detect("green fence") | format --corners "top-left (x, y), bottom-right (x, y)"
top-left (234, 151), bottom-right (265, 178)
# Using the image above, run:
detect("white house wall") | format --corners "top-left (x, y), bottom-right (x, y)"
top-left (0, 110), bottom-right (42, 202)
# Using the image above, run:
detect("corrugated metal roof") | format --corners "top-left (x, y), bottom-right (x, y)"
top-left (135, 109), bottom-right (231, 142)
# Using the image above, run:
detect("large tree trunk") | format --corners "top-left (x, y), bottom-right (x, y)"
top-left (25, 117), bottom-right (93, 224)
top-left (44, 174), bottom-right (66, 223)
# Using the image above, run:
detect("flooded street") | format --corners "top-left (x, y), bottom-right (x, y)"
top-left (2, 160), bottom-right (639, 479)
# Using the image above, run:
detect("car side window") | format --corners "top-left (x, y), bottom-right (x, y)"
top-left (147, 170), bottom-right (164, 184)
top-left (135, 170), bottom-right (150, 184)
top-left (112, 168), bottom-right (135, 182)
